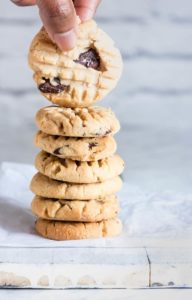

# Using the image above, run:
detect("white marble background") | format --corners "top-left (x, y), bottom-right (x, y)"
top-left (1, 0), bottom-right (192, 192)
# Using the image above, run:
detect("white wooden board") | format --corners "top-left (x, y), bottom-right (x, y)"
top-left (0, 248), bottom-right (149, 288)
top-left (0, 245), bottom-right (192, 288)
top-left (147, 248), bottom-right (192, 287)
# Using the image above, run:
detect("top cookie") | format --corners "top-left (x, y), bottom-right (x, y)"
top-left (28, 20), bottom-right (123, 108)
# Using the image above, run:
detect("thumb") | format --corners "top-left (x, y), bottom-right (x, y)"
top-left (36, 0), bottom-right (77, 50)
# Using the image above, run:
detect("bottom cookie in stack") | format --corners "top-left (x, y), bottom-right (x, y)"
top-left (35, 218), bottom-right (122, 241)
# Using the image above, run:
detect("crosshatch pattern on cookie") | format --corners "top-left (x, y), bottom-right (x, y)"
top-left (28, 20), bottom-right (123, 107)
top-left (35, 106), bottom-right (120, 137)
top-left (35, 151), bottom-right (124, 183)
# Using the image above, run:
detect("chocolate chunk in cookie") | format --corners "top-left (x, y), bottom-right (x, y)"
top-left (39, 78), bottom-right (70, 94)
top-left (74, 49), bottom-right (100, 70)
top-left (89, 142), bottom-right (98, 150)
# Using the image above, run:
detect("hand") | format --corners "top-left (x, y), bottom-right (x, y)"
top-left (11, 0), bottom-right (101, 50)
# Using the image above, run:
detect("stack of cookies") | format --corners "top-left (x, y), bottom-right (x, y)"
top-left (29, 20), bottom-right (124, 241)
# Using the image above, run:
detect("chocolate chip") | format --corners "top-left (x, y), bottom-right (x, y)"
top-left (39, 77), bottom-right (70, 94)
top-left (94, 129), bottom-right (111, 136)
top-left (105, 129), bottom-right (112, 135)
top-left (89, 142), bottom-right (98, 150)
top-left (74, 48), bottom-right (100, 70)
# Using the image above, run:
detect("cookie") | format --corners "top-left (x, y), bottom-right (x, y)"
top-left (31, 195), bottom-right (119, 222)
top-left (35, 131), bottom-right (117, 161)
top-left (35, 151), bottom-right (124, 183)
top-left (28, 20), bottom-right (123, 107)
top-left (36, 106), bottom-right (120, 137)
top-left (30, 173), bottom-right (122, 200)
top-left (35, 218), bottom-right (122, 240)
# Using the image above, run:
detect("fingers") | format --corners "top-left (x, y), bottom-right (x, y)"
top-left (36, 0), bottom-right (77, 51)
top-left (12, 0), bottom-right (101, 51)
top-left (11, 0), bottom-right (36, 6)
top-left (73, 0), bottom-right (101, 21)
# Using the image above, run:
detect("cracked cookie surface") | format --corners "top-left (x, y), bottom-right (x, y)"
top-left (28, 20), bottom-right (123, 107)
top-left (30, 173), bottom-right (122, 200)
top-left (32, 195), bottom-right (119, 222)
top-left (35, 131), bottom-right (117, 161)
top-left (36, 106), bottom-right (120, 137)
top-left (35, 151), bottom-right (124, 183)
top-left (35, 218), bottom-right (122, 240)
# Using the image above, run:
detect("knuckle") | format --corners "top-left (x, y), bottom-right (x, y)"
top-left (48, 2), bottom-right (72, 19)
top-left (56, 4), bottom-right (71, 18)
top-left (38, 0), bottom-right (75, 32)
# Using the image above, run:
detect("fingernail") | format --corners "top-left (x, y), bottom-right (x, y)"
top-left (76, 8), bottom-right (94, 21)
top-left (53, 29), bottom-right (76, 51)
top-left (82, 8), bottom-right (94, 21)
